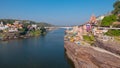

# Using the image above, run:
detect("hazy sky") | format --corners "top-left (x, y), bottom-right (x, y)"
top-left (0, 0), bottom-right (115, 26)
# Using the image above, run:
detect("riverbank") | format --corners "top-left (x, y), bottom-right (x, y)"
top-left (64, 40), bottom-right (120, 68)
top-left (0, 27), bottom-right (59, 41)
top-left (0, 29), bottom-right (46, 41)
top-left (0, 31), bottom-right (39, 41)
top-left (64, 12), bottom-right (120, 67)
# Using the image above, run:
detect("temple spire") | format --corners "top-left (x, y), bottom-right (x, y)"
top-left (0, 21), bottom-right (3, 26)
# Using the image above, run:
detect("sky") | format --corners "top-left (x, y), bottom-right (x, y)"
top-left (0, 0), bottom-right (116, 26)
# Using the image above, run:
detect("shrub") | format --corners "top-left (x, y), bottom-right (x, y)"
top-left (83, 35), bottom-right (95, 41)
top-left (101, 15), bottom-right (117, 27)
top-left (30, 30), bottom-right (41, 36)
top-left (105, 29), bottom-right (120, 36)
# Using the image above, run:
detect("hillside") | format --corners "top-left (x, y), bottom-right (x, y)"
top-left (0, 19), bottom-right (54, 27)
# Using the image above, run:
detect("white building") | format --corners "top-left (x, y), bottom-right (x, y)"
top-left (96, 15), bottom-right (105, 21)
top-left (8, 28), bottom-right (18, 32)
top-left (32, 24), bottom-right (37, 29)
top-left (0, 21), bottom-right (8, 30)
top-left (92, 27), bottom-right (108, 36)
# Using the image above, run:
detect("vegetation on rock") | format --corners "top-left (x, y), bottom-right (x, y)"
top-left (83, 35), bottom-right (95, 45)
top-left (101, 15), bottom-right (117, 27)
top-left (29, 30), bottom-right (41, 36)
top-left (105, 29), bottom-right (120, 36)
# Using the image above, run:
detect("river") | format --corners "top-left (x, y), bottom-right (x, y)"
top-left (0, 29), bottom-right (74, 68)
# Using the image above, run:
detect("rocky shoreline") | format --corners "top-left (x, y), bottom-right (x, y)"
top-left (0, 31), bottom-right (42, 41)
top-left (64, 41), bottom-right (120, 68)
top-left (0, 28), bottom-right (50, 41)
top-left (95, 38), bottom-right (120, 55)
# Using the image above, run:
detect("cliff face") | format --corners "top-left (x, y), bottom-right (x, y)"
top-left (95, 39), bottom-right (120, 55)
top-left (64, 41), bottom-right (120, 68)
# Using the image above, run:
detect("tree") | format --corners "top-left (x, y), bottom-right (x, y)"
top-left (101, 15), bottom-right (117, 27)
top-left (40, 26), bottom-right (46, 34)
top-left (113, 0), bottom-right (120, 15)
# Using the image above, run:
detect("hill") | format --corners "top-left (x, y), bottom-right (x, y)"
top-left (0, 19), bottom-right (54, 27)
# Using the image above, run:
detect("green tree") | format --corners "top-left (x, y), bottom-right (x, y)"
top-left (113, 0), bottom-right (120, 15)
top-left (101, 15), bottom-right (117, 27)
top-left (40, 26), bottom-right (46, 34)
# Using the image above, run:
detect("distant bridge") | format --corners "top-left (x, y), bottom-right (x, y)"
top-left (45, 27), bottom-right (72, 29)
top-left (59, 27), bottom-right (73, 29)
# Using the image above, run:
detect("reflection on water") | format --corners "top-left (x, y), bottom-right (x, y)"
top-left (0, 29), bottom-right (74, 68)
top-left (64, 49), bottom-right (75, 68)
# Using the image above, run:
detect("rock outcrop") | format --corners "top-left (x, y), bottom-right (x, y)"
top-left (64, 41), bottom-right (120, 68)
top-left (95, 38), bottom-right (120, 55)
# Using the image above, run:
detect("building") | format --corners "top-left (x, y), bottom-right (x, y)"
top-left (31, 24), bottom-right (37, 29)
top-left (92, 27), bottom-right (108, 37)
top-left (89, 15), bottom-right (97, 25)
top-left (0, 21), bottom-right (8, 30)
top-left (96, 15), bottom-right (105, 21)
top-left (13, 21), bottom-right (23, 29)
